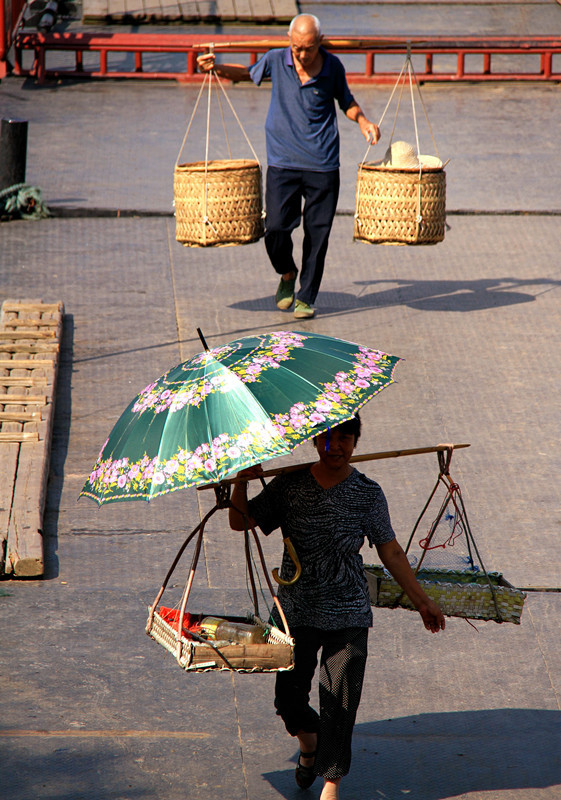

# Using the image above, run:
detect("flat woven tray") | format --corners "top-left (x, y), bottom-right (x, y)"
top-left (364, 565), bottom-right (526, 624)
top-left (147, 611), bottom-right (295, 673)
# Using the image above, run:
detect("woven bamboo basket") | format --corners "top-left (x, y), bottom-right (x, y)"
top-left (354, 158), bottom-right (446, 246)
top-left (174, 158), bottom-right (264, 247)
top-left (364, 565), bottom-right (526, 624)
top-left (147, 611), bottom-right (294, 673)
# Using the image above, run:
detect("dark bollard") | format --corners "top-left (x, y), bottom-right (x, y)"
top-left (0, 119), bottom-right (28, 192)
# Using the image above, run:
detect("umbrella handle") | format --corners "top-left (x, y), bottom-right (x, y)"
top-left (272, 537), bottom-right (302, 586)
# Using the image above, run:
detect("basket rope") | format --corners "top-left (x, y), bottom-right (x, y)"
top-left (355, 45), bottom-right (442, 240)
top-left (215, 79), bottom-right (232, 160)
top-left (146, 483), bottom-right (293, 672)
top-left (174, 68), bottom-right (264, 246)
top-left (175, 70), bottom-right (261, 168)
top-left (402, 447), bottom-right (504, 623)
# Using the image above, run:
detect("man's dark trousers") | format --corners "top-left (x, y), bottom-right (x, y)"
top-left (265, 166), bottom-right (340, 306)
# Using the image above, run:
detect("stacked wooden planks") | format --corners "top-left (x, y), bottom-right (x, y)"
top-left (0, 300), bottom-right (64, 578)
top-left (83, 0), bottom-right (298, 24)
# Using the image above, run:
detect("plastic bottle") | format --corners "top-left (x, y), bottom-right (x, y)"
top-left (200, 617), bottom-right (265, 645)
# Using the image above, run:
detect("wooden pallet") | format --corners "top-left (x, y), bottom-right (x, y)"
top-left (82, 0), bottom-right (298, 24)
top-left (0, 300), bottom-right (64, 578)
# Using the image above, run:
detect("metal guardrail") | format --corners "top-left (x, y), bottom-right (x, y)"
top-left (10, 33), bottom-right (561, 84)
top-left (0, 0), bottom-right (26, 78)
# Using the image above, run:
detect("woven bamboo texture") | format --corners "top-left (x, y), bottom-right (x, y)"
top-left (147, 611), bottom-right (295, 672)
top-left (174, 158), bottom-right (264, 247)
top-left (364, 566), bottom-right (526, 624)
top-left (354, 163), bottom-right (446, 245)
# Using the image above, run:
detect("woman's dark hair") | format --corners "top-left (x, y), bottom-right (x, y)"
top-left (313, 414), bottom-right (362, 446)
top-left (336, 414), bottom-right (361, 443)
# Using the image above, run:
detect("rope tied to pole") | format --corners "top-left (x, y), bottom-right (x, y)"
top-left (403, 447), bottom-right (505, 624)
top-left (174, 53), bottom-right (264, 246)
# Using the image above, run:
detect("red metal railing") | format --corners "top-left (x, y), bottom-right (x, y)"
top-left (9, 32), bottom-right (561, 84)
top-left (0, 0), bottom-right (26, 78)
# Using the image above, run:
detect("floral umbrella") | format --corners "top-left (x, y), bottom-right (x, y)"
top-left (80, 330), bottom-right (401, 505)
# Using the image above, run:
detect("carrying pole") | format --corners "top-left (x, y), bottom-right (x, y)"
top-left (197, 443), bottom-right (471, 490)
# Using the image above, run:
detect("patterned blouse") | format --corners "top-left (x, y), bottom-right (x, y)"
top-left (248, 468), bottom-right (396, 630)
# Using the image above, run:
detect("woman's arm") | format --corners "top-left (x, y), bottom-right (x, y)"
top-left (228, 465), bottom-right (263, 531)
top-left (376, 539), bottom-right (446, 632)
top-left (229, 481), bottom-right (254, 531)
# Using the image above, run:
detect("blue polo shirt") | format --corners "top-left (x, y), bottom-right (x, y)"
top-left (249, 47), bottom-right (355, 172)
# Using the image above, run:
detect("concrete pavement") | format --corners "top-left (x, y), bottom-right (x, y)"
top-left (1, 5), bottom-right (561, 798)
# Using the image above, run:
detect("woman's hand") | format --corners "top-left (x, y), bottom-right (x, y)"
top-left (376, 539), bottom-right (446, 633)
top-left (417, 598), bottom-right (446, 632)
top-left (235, 464), bottom-right (264, 483)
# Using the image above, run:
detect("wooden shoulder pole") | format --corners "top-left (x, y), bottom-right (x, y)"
top-left (197, 443), bottom-right (470, 490)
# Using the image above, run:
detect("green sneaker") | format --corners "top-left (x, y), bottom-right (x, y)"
top-left (275, 277), bottom-right (296, 310)
top-left (294, 300), bottom-right (315, 319)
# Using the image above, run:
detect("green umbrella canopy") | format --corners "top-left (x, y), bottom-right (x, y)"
top-left (80, 330), bottom-right (401, 505)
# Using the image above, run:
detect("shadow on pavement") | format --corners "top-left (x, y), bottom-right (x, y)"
top-left (231, 276), bottom-right (561, 315)
top-left (43, 314), bottom-right (74, 579)
top-left (263, 708), bottom-right (561, 800)
top-left (1, 743), bottom-right (151, 800)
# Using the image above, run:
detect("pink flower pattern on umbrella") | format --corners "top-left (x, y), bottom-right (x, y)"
top-left (81, 332), bottom-right (400, 504)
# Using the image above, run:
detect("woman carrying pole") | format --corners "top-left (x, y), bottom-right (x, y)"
top-left (229, 415), bottom-right (445, 800)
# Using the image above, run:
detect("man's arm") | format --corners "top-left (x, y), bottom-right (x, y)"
top-left (346, 101), bottom-right (380, 144)
top-left (197, 52), bottom-right (252, 82)
top-left (376, 539), bottom-right (446, 632)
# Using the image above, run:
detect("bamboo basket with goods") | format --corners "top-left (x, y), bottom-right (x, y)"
top-left (148, 610), bottom-right (294, 673)
top-left (354, 47), bottom-right (447, 246)
top-left (365, 566), bottom-right (525, 624)
top-left (174, 66), bottom-right (264, 248)
top-left (365, 446), bottom-right (526, 624)
top-left (145, 492), bottom-right (294, 673)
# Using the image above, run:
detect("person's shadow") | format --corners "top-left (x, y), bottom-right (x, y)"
top-left (262, 708), bottom-right (561, 799)
top-left (230, 276), bottom-right (561, 316)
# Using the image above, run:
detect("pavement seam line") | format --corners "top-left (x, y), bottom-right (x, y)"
top-left (46, 208), bottom-right (561, 219)
top-left (166, 217), bottom-right (184, 362)
top-left (0, 730), bottom-right (212, 738)
top-left (526, 602), bottom-right (561, 711)
top-left (231, 672), bottom-right (251, 800)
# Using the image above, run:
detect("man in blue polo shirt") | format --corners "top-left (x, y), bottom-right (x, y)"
top-left (197, 14), bottom-right (380, 319)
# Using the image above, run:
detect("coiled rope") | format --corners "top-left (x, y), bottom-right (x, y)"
top-left (0, 183), bottom-right (51, 220)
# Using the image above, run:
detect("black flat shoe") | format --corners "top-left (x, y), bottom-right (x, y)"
top-left (295, 750), bottom-right (317, 789)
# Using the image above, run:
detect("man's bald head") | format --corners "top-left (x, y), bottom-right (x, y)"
top-left (289, 14), bottom-right (321, 42)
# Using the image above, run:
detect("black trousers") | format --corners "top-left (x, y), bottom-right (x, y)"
top-left (264, 166), bottom-right (340, 306)
top-left (274, 626), bottom-right (368, 781)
